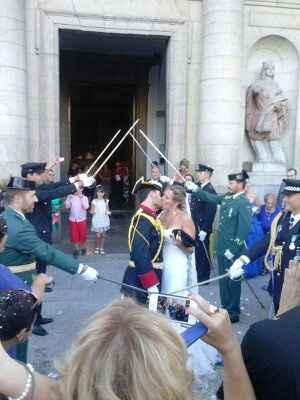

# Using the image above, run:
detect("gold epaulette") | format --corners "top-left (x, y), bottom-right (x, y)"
top-left (264, 211), bottom-right (283, 272)
top-left (128, 208), bottom-right (164, 263)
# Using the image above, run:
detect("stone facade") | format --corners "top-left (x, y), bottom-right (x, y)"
top-left (2, 0), bottom-right (300, 191)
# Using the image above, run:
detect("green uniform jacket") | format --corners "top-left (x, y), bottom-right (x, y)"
top-left (0, 207), bottom-right (79, 275)
top-left (192, 190), bottom-right (252, 258)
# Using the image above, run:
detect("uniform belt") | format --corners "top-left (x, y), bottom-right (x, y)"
top-left (8, 262), bottom-right (36, 274)
top-left (128, 260), bottom-right (163, 270)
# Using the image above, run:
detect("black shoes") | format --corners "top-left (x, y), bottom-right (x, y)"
top-left (73, 249), bottom-right (87, 257)
top-left (73, 250), bottom-right (80, 258)
top-left (32, 325), bottom-right (48, 336)
top-left (229, 315), bottom-right (240, 324)
top-left (32, 317), bottom-right (53, 336)
top-left (39, 317), bottom-right (54, 325)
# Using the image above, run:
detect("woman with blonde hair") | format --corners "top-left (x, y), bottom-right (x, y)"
top-left (159, 184), bottom-right (221, 386)
top-left (56, 298), bottom-right (193, 400)
top-left (159, 184), bottom-right (197, 296)
top-left (0, 295), bottom-right (256, 400)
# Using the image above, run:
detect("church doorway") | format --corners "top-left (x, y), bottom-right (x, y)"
top-left (59, 30), bottom-right (167, 209)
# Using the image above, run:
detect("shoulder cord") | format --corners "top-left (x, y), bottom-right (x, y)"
top-left (264, 211), bottom-right (283, 272)
top-left (128, 209), bottom-right (164, 263)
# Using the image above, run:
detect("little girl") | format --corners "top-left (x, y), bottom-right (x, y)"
top-left (91, 186), bottom-right (111, 255)
top-left (65, 188), bottom-right (89, 257)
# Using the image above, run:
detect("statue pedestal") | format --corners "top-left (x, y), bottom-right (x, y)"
top-left (249, 162), bottom-right (286, 201)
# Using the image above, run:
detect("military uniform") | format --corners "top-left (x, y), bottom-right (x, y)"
top-left (245, 211), bottom-right (300, 312)
top-left (0, 207), bottom-right (79, 282)
top-left (190, 164), bottom-right (217, 282)
top-left (0, 205), bottom-right (80, 362)
top-left (28, 180), bottom-right (78, 271)
top-left (122, 178), bottom-right (163, 304)
top-left (21, 162), bottom-right (78, 273)
top-left (191, 172), bottom-right (252, 319)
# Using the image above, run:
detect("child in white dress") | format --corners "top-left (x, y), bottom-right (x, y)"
top-left (90, 186), bottom-right (111, 255)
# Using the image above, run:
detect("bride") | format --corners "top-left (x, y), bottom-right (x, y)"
top-left (159, 184), bottom-right (197, 296)
top-left (159, 184), bottom-right (221, 387)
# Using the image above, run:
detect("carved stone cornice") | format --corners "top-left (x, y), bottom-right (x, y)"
top-left (246, 0), bottom-right (300, 9)
top-left (42, 9), bottom-right (187, 26)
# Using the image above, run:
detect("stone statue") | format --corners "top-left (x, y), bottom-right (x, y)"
top-left (245, 61), bottom-right (288, 164)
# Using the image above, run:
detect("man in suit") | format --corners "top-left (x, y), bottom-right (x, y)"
top-left (190, 164), bottom-right (217, 282)
top-left (186, 170), bottom-right (252, 323)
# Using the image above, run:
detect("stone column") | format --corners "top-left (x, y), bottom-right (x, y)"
top-left (198, 0), bottom-right (244, 187)
top-left (25, 0), bottom-right (40, 161)
top-left (0, 1), bottom-right (28, 179)
top-left (39, 10), bottom-right (59, 166)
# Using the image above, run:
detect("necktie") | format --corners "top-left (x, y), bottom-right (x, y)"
top-left (289, 216), bottom-right (295, 229)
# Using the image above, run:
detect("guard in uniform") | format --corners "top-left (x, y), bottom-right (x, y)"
top-left (21, 162), bottom-right (82, 335)
top-left (186, 170), bottom-right (252, 322)
top-left (0, 177), bottom-right (98, 361)
top-left (190, 164), bottom-right (217, 282)
top-left (122, 178), bottom-right (164, 304)
top-left (231, 178), bottom-right (300, 313)
top-left (21, 162), bottom-right (81, 265)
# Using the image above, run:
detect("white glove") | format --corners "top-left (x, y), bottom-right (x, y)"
top-left (78, 173), bottom-right (96, 188)
top-left (74, 181), bottom-right (82, 191)
top-left (198, 230), bottom-right (207, 242)
top-left (185, 181), bottom-right (198, 192)
top-left (160, 175), bottom-right (171, 184)
top-left (148, 285), bottom-right (159, 294)
top-left (78, 173), bottom-right (87, 181)
top-left (224, 249), bottom-right (234, 260)
top-left (228, 258), bottom-right (246, 280)
top-left (78, 264), bottom-right (99, 281)
top-left (69, 176), bottom-right (77, 184)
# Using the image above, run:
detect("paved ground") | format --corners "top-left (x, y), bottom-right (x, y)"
top-left (28, 212), bottom-right (272, 398)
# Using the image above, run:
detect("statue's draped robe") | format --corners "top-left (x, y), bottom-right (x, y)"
top-left (246, 77), bottom-right (288, 141)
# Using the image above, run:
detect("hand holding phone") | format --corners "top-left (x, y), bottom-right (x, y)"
top-left (181, 322), bottom-right (208, 347)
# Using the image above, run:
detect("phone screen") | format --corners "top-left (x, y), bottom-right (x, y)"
top-left (148, 294), bottom-right (197, 326)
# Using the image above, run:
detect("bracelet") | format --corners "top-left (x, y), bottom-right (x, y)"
top-left (8, 363), bottom-right (34, 400)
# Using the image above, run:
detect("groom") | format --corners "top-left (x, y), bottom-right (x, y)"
top-left (122, 177), bottom-right (164, 304)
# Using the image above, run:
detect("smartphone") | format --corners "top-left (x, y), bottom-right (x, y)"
top-left (148, 293), bottom-right (197, 326)
top-left (181, 322), bottom-right (208, 347)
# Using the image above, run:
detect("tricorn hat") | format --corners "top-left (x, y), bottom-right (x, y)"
top-left (228, 170), bottom-right (249, 182)
top-left (132, 177), bottom-right (163, 196)
top-left (21, 162), bottom-right (47, 178)
top-left (195, 164), bottom-right (214, 173)
top-left (7, 177), bottom-right (35, 191)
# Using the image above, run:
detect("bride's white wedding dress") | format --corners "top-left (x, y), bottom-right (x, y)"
top-left (161, 228), bottom-right (221, 387)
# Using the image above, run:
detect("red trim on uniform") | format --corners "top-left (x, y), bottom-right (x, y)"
top-left (140, 204), bottom-right (157, 218)
top-left (139, 270), bottom-right (159, 289)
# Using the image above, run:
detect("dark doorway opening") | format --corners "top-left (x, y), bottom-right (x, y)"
top-left (59, 30), bottom-right (168, 209)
